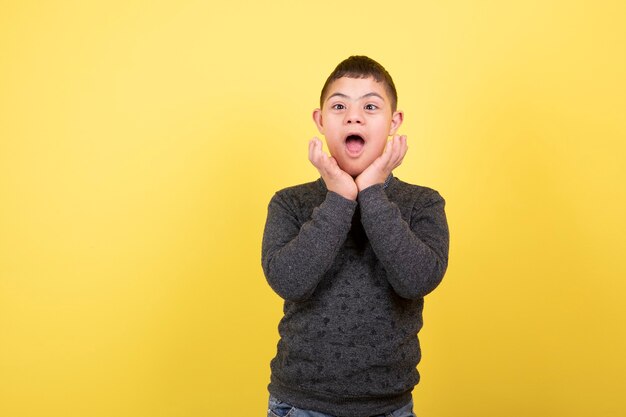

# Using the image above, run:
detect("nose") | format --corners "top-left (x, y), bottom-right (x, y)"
top-left (344, 107), bottom-right (363, 124)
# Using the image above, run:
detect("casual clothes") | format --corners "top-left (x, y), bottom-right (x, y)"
top-left (267, 395), bottom-right (416, 417)
top-left (262, 175), bottom-right (449, 417)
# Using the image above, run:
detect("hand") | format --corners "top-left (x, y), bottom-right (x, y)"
top-left (308, 137), bottom-right (358, 201)
top-left (355, 135), bottom-right (408, 192)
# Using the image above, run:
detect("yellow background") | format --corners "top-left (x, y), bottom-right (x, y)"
top-left (1, 1), bottom-right (625, 416)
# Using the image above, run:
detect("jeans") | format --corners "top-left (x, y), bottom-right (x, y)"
top-left (267, 396), bottom-right (417, 417)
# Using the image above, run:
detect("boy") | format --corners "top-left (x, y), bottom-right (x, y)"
top-left (262, 56), bottom-right (449, 417)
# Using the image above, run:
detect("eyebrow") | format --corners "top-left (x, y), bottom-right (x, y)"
top-left (326, 92), bottom-right (385, 103)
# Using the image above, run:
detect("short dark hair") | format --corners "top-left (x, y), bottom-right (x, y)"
top-left (320, 55), bottom-right (398, 112)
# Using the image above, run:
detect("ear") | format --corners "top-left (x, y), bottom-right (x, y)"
top-left (388, 110), bottom-right (404, 135)
top-left (312, 108), bottom-right (325, 135)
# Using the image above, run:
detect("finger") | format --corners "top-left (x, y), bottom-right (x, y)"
top-left (309, 137), bottom-right (321, 166)
top-left (384, 137), bottom-right (393, 155)
top-left (316, 138), bottom-right (326, 160)
top-left (315, 141), bottom-right (334, 173)
top-left (379, 138), bottom-right (393, 162)
top-left (308, 138), bottom-right (316, 163)
top-left (328, 156), bottom-right (339, 171)
top-left (309, 137), bottom-right (325, 168)
top-left (387, 135), bottom-right (403, 170)
top-left (386, 135), bottom-right (401, 169)
top-left (373, 148), bottom-right (391, 173)
top-left (399, 135), bottom-right (408, 159)
top-left (394, 135), bottom-right (408, 168)
top-left (393, 134), bottom-right (403, 160)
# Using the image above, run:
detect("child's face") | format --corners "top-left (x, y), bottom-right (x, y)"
top-left (313, 76), bottom-right (403, 177)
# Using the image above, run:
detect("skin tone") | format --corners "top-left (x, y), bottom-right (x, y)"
top-left (309, 76), bottom-right (408, 201)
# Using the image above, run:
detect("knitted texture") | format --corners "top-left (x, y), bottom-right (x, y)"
top-left (262, 176), bottom-right (449, 417)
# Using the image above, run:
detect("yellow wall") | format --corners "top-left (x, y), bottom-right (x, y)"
top-left (1, 1), bottom-right (625, 416)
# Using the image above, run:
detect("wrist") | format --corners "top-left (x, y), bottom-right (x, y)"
top-left (356, 176), bottom-right (384, 192)
top-left (326, 182), bottom-right (357, 201)
top-left (328, 189), bottom-right (357, 201)
top-left (336, 188), bottom-right (357, 201)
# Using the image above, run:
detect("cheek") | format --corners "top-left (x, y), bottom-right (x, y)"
top-left (368, 133), bottom-right (389, 155)
top-left (325, 138), bottom-right (343, 154)
top-left (367, 121), bottom-right (390, 139)
top-left (371, 141), bottom-right (387, 156)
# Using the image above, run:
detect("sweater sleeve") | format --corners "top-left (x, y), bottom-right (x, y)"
top-left (357, 184), bottom-right (449, 299)
top-left (261, 190), bottom-right (357, 302)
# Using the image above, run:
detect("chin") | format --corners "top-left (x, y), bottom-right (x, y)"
top-left (341, 157), bottom-right (377, 177)
top-left (341, 164), bottom-right (366, 178)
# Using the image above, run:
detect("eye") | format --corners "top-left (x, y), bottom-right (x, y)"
top-left (364, 104), bottom-right (378, 110)
top-left (332, 103), bottom-right (345, 110)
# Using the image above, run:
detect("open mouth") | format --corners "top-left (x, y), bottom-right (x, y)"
top-left (345, 134), bottom-right (365, 154)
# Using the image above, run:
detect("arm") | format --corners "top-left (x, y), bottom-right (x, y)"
top-left (261, 190), bottom-right (357, 302)
top-left (260, 137), bottom-right (359, 301)
top-left (358, 185), bottom-right (449, 299)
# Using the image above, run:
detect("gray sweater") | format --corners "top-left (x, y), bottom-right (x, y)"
top-left (262, 175), bottom-right (449, 417)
